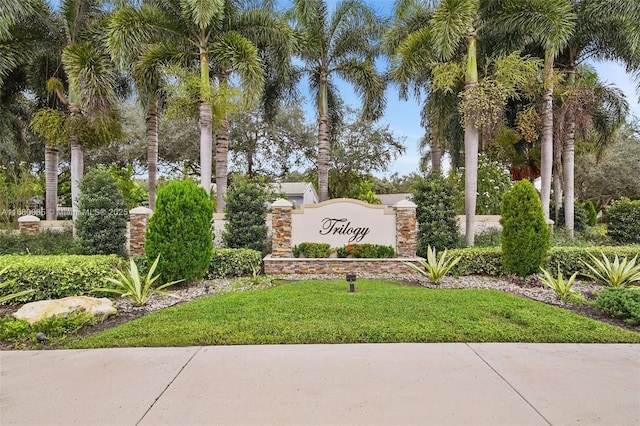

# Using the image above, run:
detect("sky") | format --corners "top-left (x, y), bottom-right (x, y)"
top-left (45, 0), bottom-right (640, 177)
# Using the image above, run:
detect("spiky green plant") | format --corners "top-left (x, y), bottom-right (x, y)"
top-left (539, 267), bottom-right (584, 301)
top-left (0, 267), bottom-right (34, 304)
top-left (583, 253), bottom-right (640, 288)
top-left (96, 256), bottom-right (183, 306)
top-left (405, 246), bottom-right (461, 284)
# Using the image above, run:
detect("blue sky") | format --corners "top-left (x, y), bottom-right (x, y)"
top-left (46, 0), bottom-right (640, 177)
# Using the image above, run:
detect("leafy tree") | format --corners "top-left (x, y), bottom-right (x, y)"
top-left (75, 167), bottom-right (127, 256)
top-left (288, 0), bottom-right (386, 202)
top-left (223, 177), bottom-right (271, 254)
top-left (371, 173), bottom-right (421, 195)
top-left (146, 180), bottom-right (213, 283)
top-left (412, 173), bottom-right (460, 255)
top-left (501, 180), bottom-right (551, 277)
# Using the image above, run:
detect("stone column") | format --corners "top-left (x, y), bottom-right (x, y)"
top-left (394, 200), bottom-right (417, 258)
top-left (129, 207), bottom-right (153, 257)
top-left (18, 215), bottom-right (40, 235)
top-left (271, 199), bottom-right (293, 258)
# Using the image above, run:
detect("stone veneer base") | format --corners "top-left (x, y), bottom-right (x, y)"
top-left (264, 255), bottom-right (423, 276)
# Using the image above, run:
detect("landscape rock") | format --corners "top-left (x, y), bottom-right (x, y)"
top-left (13, 296), bottom-right (117, 325)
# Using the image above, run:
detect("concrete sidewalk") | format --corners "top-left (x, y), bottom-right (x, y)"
top-left (1, 344), bottom-right (638, 425)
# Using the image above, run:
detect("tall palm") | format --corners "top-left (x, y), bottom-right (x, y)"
top-left (288, 0), bottom-right (386, 202)
top-left (490, 0), bottom-right (575, 225)
top-left (108, 0), bottom-right (267, 212)
top-left (555, 0), bottom-right (639, 235)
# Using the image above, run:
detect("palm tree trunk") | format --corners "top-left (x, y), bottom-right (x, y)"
top-left (553, 135), bottom-right (563, 224)
top-left (215, 116), bottom-right (229, 213)
top-left (563, 116), bottom-right (575, 238)
top-left (464, 32), bottom-right (479, 247)
top-left (431, 139), bottom-right (442, 173)
top-left (45, 145), bottom-right (58, 220)
top-left (147, 101), bottom-right (158, 210)
top-left (70, 134), bottom-right (83, 220)
top-left (540, 51), bottom-right (555, 221)
top-left (317, 74), bottom-right (330, 202)
top-left (199, 45), bottom-right (212, 196)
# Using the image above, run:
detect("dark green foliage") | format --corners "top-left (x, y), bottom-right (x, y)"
top-left (448, 247), bottom-right (504, 276)
top-left (550, 202), bottom-right (589, 231)
top-left (207, 249), bottom-right (263, 278)
top-left (0, 311), bottom-right (94, 345)
top-left (501, 180), bottom-right (551, 277)
top-left (222, 178), bottom-right (271, 253)
top-left (145, 180), bottom-right (213, 283)
top-left (75, 168), bottom-right (128, 256)
top-left (0, 229), bottom-right (76, 254)
top-left (412, 173), bottom-right (460, 255)
top-left (606, 198), bottom-right (640, 245)
top-left (293, 242), bottom-right (333, 258)
top-left (473, 228), bottom-right (502, 247)
top-left (594, 288), bottom-right (640, 326)
top-left (335, 243), bottom-right (395, 258)
top-left (0, 255), bottom-right (124, 303)
top-left (583, 201), bottom-right (597, 226)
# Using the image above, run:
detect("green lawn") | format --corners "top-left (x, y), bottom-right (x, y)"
top-left (66, 280), bottom-right (640, 348)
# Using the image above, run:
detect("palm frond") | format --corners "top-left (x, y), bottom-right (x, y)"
top-left (430, 0), bottom-right (479, 61)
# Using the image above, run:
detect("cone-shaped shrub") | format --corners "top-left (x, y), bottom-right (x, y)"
top-left (145, 180), bottom-right (213, 283)
top-left (500, 180), bottom-right (551, 277)
top-left (412, 173), bottom-right (460, 255)
top-left (76, 168), bottom-right (127, 256)
top-left (223, 177), bottom-right (270, 254)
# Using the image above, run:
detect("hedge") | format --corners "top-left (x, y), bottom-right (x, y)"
top-left (207, 249), bottom-right (263, 278)
top-left (448, 246), bottom-right (640, 277)
top-left (0, 255), bottom-right (124, 304)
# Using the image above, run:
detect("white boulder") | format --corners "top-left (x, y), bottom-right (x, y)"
top-left (13, 296), bottom-right (117, 325)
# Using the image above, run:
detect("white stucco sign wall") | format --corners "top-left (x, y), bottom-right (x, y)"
top-left (291, 199), bottom-right (396, 247)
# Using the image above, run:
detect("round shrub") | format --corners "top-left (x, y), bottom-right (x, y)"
top-left (145, 180), bottom-right (213, 283)
top-left (75, 168), bottom-right (127, 256)
top-left (594, 288), bottom-right (640, 326)
top-left (412, 173), bottom-right (460, 255)
top-left (500, 179), bottom-right (551, 277)
top-left (222, 177), bottom-right (270, 253)
top-left (606, 198), bottom-right (640, 245)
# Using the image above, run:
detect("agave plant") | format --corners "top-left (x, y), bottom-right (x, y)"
top-left (96, 256), bottom-right (183, 306)
top-left (405, 246), bottom-right (461, 284)
top-left (583, 253), bottom-right (640, 288)
top-left (539, 267), bottom-right (584, 301)
top-left (0, 267), bottom-right (34, 304)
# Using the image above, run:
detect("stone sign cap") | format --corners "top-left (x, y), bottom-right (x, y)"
top-left (130, 206), bottom-right (153, 215)
top-left (394, 200), bottom-right (417, 209)
top-left (17, 215), bottom-right (40, 222)
top-left (271, 198), bottom-right (293, 208)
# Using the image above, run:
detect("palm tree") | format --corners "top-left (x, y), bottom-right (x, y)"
top-left (288, 0), bottom-right (386, 202)
top-left (108, 0), bottom-right (270, 212)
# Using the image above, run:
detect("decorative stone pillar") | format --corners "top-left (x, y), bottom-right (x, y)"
top-left (394, 200), bottom-right (417, 258)
top-left (18, 215), bottom-right (40, 235)
top-left (271, 198), bottom-right (293, 258)
top-left (129, 207), bottom-right (153, 257)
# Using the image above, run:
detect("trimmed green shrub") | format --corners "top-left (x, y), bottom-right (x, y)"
top-left (606, 198), bottom-right (640, 245)
top-left (413, 173), bottom-right (460, 255)
top-left (501, 180), bottom-right (551, 277)
top-left (448, 247), bottom-right (503, 276)
top-left (292, 242), bottom-right (333, 258)
top-left (145, 180), bottom-right (213, 283)
top-left (335, 243), bottom-right (395, 258)
top-left (207, 248), bottom-right (263, 278)
top-left (0, 255), bottom-right (124, 304)
top-left (583, 201), bottom-right (597, 226)
top-left (75, 168), bottom-right (128, 256)
top-left (594, 288), bottom-right (640, 326)
top-left (0, 229), bottom-right (76, 255)
top-left (223, 178), bottom-right (271, 253)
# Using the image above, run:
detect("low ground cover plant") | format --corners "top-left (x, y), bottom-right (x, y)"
top-left (594, 288), bottom-right (640, 326)
top-left (0, 255), bottom-right (123, 304)
top-left (293, 242), bottom-right (333, 258)
top-left (0, 310), bottom-right (94, 347)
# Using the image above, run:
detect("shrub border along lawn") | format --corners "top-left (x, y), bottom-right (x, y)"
top-left (0, 255), bottom-right (124, 304)
top-left (65, 280), bottom-right (640, 348)
top-left (449, 246), bottom-right (640, 277)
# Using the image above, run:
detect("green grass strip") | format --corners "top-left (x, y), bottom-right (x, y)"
top-left (66, 280), bottom-right (640, 348)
